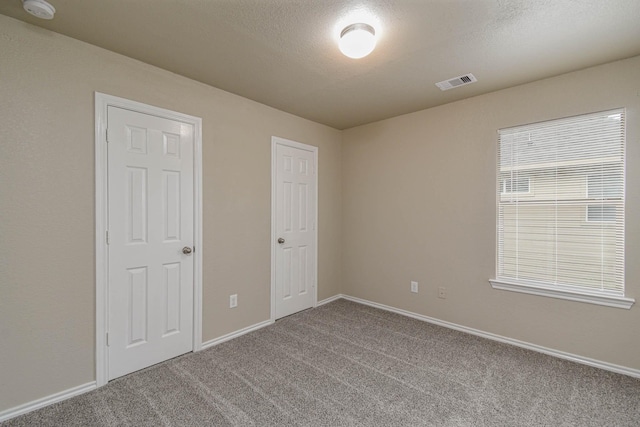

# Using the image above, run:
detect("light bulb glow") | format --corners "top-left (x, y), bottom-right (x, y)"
top-left (339, 23), bottom-right (376, 59)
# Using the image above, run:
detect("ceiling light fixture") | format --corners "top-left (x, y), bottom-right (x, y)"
top-left (22, 0), bottom-right (56, 20)
top-left (339, 23), bottom-right (376, 59)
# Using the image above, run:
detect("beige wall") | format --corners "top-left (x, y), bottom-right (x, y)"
top-left (342, 55), bottom-right (640, 370)
top-left (3, 10), bottom-right (640, 416)
top-left (0, 15), bottom-right (342, 411)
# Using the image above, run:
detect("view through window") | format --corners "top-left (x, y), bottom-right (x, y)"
top-left (496, 109), bottom-right (625, 296)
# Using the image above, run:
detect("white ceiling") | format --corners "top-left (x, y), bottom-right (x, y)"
top-left (2, 0), bottom-right (640, 130)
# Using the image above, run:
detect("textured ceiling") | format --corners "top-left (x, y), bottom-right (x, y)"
top-left (2, 0), bottom-right (640, 129)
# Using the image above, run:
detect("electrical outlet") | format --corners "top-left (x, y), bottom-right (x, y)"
top-left (229, 294), bottom-right (238, 308)
top-left (410, 281), bottom-right (419, 293)
top-left (438, 287), bottom-right (447, 299)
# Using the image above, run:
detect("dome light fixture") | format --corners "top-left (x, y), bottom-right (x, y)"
top-left (22, 0), bottom-right (56, 20)
top-left (339, 23), bottom-right (376, 59)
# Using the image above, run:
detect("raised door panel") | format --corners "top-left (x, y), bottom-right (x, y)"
top-left (162, 262), bottom-right (181, 336)
top-left (127, 267), bottom-right (148, 347)
top-left (162, 170), bottom-right (181, 242)
top-left (126, 167), bottom-right (148, 244)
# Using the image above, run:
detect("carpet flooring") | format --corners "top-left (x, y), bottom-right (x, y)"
top-left (4, 299), bottom-right (640, 426)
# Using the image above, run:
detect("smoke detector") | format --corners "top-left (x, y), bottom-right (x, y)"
top-left (23, 0), bottom-right (56, 20)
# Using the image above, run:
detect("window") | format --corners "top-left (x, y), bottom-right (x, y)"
top-left (501, 177), bottom-right (530, 194)
top-left (587, 174), bottom-right (621, 200)
top-left (586, 205), bottom-right (616, 222)
top-left (490, 109), bottom-right (633, 309)
top-left (586, 174), bottom-right (620, 222)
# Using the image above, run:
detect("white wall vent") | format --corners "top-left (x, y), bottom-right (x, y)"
top-left (435, 73), bottom-right (477, 91)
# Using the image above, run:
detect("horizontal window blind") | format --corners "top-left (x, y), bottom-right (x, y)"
top-left (497, 109), bottom-right (625, 295)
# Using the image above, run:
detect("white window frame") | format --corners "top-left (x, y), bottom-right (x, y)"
top-left (490, 109), bottom-right (634, 309)
top-left (585, 204), bottom-right (616, 223)
top-left (586, 174), bottom-right (619, 200)
top-left (585, 174), bottom-right (618, 223)
top-left (501, 176), bottom-right (530, 195)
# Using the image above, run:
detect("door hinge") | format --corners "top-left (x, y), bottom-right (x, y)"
top-left (106, 230), bottom-right (110, 245)
top-left (106, 332), bottom-right (110, 346)
top-left (105, 129), bottom-right (109, 143)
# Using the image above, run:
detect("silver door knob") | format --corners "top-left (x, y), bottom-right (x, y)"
top-left (182, 246), bottom-right (193, 255)
top-left (277, 238), bottom-right (285, 244)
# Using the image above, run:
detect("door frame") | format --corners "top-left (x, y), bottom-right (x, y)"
top-left (94, 92), bottom-right (203, 387)
top-left (270, 136), bottom-right (318, 321)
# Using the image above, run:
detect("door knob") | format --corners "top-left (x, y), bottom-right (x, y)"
top-left (182, 246), bottom-right (193, 255)
top-left (277, 238), bottom-right (285, 244)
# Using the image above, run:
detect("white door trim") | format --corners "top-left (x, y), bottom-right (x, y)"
top-left (270, 136), bottom-right (318, 321)
top-left (95, 92), bottom-right (203, 387)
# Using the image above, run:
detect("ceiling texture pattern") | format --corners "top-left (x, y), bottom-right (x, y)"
top-left (2, 0), bottom-right (640, 129)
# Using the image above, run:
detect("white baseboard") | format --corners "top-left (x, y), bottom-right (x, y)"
top-left (4, 294), bottom-right (637, 422)
top-left (341, 295), bottom-right (640, 379)
top-left (0, 381), bottom-right (96, 423)
top-left (2, 319), bottom-right (273, 422)
top-left (201, 293), bottom-right (346, 349)
top-left (201, 319), bottom-right (273, 350)
top-left (2, 318), bottom-right (272, 422)
top-left (316, 294), bottom-right (344, 306)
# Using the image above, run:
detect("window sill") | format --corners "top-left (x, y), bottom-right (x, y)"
top-left (489, 279), bottom-right (635, 309)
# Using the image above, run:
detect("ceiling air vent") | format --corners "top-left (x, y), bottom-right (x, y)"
top-left (435, 73), bottom-right (477, 91)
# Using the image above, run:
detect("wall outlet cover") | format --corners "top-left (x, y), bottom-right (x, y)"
top-left (411, 281), bottom-right (419, 293)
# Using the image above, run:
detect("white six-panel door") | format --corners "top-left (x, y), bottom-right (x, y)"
top-left (107, 106), bottom-right (194, 380)
top-left (274, 139), bottom-right (317, 319)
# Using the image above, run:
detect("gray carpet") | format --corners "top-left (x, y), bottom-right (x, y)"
top-left (4, 299), bottom-right (640, 426)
